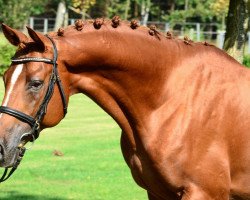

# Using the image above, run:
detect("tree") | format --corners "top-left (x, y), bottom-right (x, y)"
top-left (89, 0), bottom-right (109, 18)
top-left (54, 1), bottom-right (68, 31)
top-left (124, 0), bottom-right (130, 20)
top-left (140, 0), bottom-right (151, 25)
top-left (163, 0), bottom-right (218, 23)
top-left (210, 0), bottom-right (229, 30)
top-left (71, 0), bottom-right (96, 19)
top-left (223, 0), bottom-right (250, 63)
top-left (106, 0), bottom-right (127, 19)
top-left (0, 0), bottom-right (48, 29)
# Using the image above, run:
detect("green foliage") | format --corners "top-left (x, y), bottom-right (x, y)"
top-left (0, 0), bottom-right (231, 27)
top-left (71, 0), bottom-right (96, 11)
top-left (211, 0), bottom-right (229, 17)
top-left (88, 0), bottom-right (228, 24)
top-left (0, 44), bottom-right (15, 75)
top-left (0, 0), bottom-right (49, 29)
top-left (0, 34), bottom-right (15, 76)
top-left (71, 0), bottom-right (96, 18)
top-left (243, 55), bottom-right (250, 68)
top-left (163, 0), bottom-right (222, 23)
top-left (107, 0), bottom-right (127, 18)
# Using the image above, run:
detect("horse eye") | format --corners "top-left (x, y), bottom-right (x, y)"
top-left (28, 80), bottom-right (44, 91)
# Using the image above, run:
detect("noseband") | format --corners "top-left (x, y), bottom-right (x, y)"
top-left (0, 35), bottom-right (67, 182)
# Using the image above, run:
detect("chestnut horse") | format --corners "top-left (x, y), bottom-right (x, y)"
top-left (0, 17), bottom-right (250, 200)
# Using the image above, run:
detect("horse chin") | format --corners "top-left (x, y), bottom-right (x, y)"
top-left (0, 148), bottom-right (19, 168)
top-left (0, 135), bottom-right (28, 168)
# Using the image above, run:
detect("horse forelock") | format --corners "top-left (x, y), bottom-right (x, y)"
top-left (14, 41), bottom-right (48, 58)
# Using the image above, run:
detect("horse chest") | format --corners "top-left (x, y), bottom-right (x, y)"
top-left (120, 132), bottom-right (183, 197)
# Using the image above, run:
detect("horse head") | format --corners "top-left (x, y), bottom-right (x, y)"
top-left (0, 24), bottom-right (69, 168)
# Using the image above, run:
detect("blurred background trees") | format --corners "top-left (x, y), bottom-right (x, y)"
top-left (0, 0), bottom-right (232, 29)
top-left (0, 0), bottom-right (48, 29)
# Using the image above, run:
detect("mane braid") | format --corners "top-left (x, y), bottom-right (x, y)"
top-left (51, 17), bottom-right (212, 48)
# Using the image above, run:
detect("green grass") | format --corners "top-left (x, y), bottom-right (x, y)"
top-left (0, 81), bottom-right (147, 199)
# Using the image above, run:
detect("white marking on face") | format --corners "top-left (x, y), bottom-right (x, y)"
top-left (0, 64), bottom-right (24, 118)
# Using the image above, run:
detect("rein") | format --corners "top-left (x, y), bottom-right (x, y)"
top-left (0, 35), bottom-right (67, 182)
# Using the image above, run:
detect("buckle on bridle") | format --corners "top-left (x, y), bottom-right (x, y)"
top-left (35, 120), bottom-right (40, 130)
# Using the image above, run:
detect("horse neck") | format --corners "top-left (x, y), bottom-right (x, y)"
top-left (58, 25), bottom-right (180, 140)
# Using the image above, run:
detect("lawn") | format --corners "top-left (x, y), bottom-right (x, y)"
top-left (0, 81), bottom-right (147, 199)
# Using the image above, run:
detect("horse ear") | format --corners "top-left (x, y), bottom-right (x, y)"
top-left (26, 26), bottom-right (47, 51)
top-left (1, 23), bottom-right (28, 46)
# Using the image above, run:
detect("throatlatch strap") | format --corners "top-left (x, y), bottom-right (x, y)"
top-left (45, 35), bottom-right (67, 116)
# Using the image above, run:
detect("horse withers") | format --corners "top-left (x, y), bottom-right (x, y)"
top-left (0, 17), bottom-right (249, 200)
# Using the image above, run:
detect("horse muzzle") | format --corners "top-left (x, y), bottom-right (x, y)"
top-left (0, 143), bottom-right (19, 168)
top-left (0, 129), bottom-right (30, 168)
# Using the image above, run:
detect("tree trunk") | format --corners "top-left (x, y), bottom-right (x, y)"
top-left (91, 0), bottom-right (108, 18)
top-left (81, 8), bottom-right (86, 20)
top-left (223, 0), bottom-right (249, 63)
top-left (185, 0), bottom-right (189, 10)
top-left (54, 1), bottom-right (67, 31)
top-left (124, 0), bottom-right (130, 20)
top-left (141, 0), bottom-right (151, 26)
top-left (170, 0), bottom-right (175, 11)
top-left (131, 0), bottom-right (139, 18)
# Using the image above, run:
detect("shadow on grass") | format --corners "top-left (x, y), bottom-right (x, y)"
top-left (0, 191), bottom-right (69, 200)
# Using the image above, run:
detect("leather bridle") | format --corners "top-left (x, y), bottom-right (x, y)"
top-left (0, 35), bottom-right (67, 182)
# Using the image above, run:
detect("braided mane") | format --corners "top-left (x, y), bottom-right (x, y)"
top-left (50, 16), bottom-right (211, 47)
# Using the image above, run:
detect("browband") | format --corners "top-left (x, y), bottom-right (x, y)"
top-left (12, 57), bottom-right (53, 64)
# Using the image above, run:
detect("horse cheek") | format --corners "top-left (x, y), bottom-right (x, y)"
top-left (41, 87), bottom-right (66, 128)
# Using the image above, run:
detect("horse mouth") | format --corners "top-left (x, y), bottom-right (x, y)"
top-left (0, 145), bottom-right (5, 167)
top-left (0, 143), bottom-right (24, 168)
top-left (0, 145), bottom-right (20, 168)
top-left (0, 130), bottom-right (32, 168)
